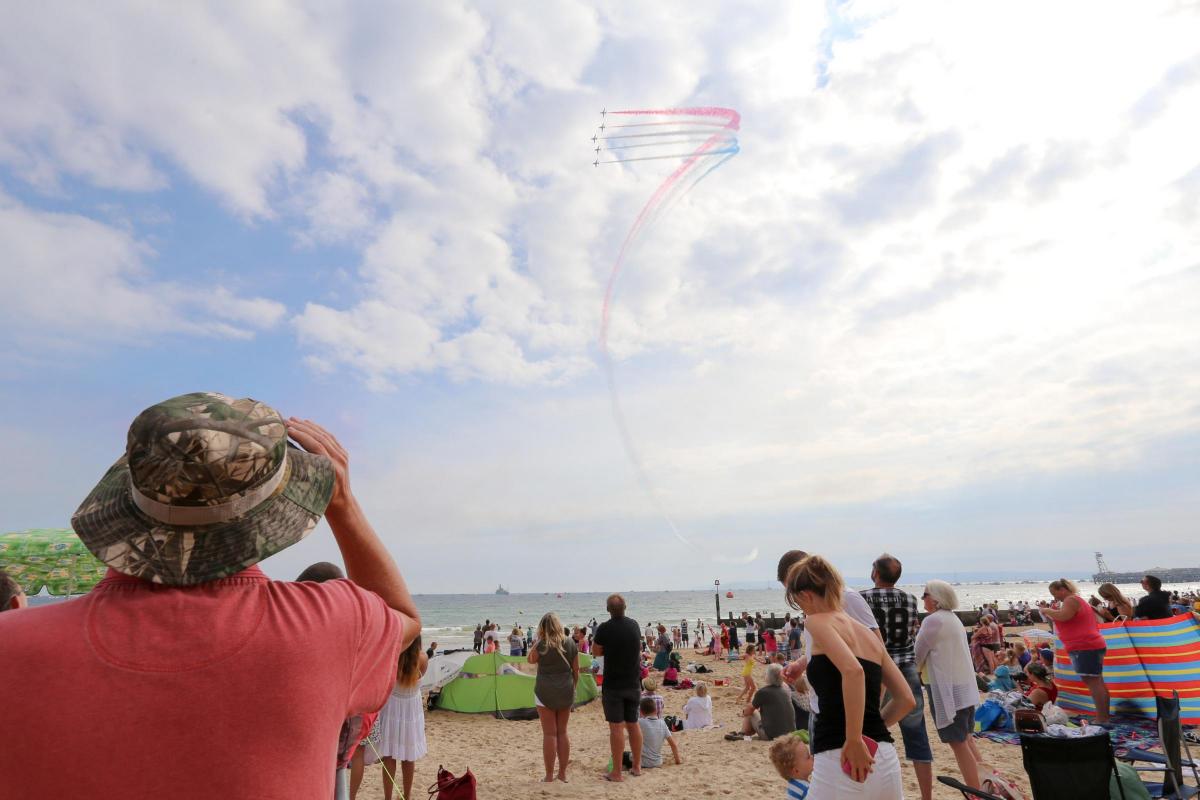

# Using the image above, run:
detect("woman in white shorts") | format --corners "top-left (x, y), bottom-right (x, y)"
top-left (783, 554), bottom-right (915, 799)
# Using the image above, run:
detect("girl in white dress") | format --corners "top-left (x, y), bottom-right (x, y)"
top-left (367, 634), bottom-right (429, 800)
top-left (682, 682), bottom-right (713, 729)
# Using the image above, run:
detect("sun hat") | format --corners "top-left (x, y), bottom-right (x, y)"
top-left (71, 392), bottom-right (335, 585)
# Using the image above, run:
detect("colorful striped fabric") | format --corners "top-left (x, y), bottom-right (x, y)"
top-left (1054, 613), bottom-right (1200, 724)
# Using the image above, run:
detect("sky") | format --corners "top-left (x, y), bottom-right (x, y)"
top-left (1, 2), bottom-right (1199, 593)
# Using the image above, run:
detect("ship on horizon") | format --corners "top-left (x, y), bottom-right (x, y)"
top-left (1092, 552), bottom-right (1200, 584)
top-left (495, 584), bottom-right (510, 595)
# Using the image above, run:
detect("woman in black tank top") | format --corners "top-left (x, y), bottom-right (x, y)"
top-left (806, 654), bottom-right (892, 753)
top-left (783, 554), bottom-right (915, 797)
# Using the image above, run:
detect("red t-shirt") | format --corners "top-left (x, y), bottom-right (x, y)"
top-left (1057, 595), bottom-right (1106, 652)
top-left (0, 566), bottom-right (403, 798)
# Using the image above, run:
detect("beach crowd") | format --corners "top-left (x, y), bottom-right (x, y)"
top-left (2, 391), bottom-right (1199, 799)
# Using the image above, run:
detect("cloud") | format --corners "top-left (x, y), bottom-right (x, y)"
top-left (0, 192), bottom-right (284, 345)
top-left (2, 0), bottom-right (1200, 578)
top-left (829, 131), bottom-right (962, 227)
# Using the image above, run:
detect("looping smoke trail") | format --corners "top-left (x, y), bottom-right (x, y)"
top-left (594, 107), bottom-right (754, 564)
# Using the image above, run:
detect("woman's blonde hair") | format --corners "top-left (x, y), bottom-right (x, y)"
top-left (398, 633), bottom-right (423, 687)
top-left (1098, 583), bottom-right (1130, 606)
top-left (695, 682), bottom-right (708, 697)
top-left (536, 612), bottom-right (567, 660)
top-left (784, 554), bottom-right (844, 611)
top-left (1049, 578), bottom-right (1078, 594)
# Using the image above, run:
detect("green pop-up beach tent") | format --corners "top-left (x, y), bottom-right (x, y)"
top-left (435, 650), bottom-right (599, 720)
top-left (0, 528), bottom-right (107, 596)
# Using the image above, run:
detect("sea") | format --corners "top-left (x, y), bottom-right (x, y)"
top-left (413, 579), bottom-right (1200, 652)
top-left (29, 578), bottom-right (1198, 653)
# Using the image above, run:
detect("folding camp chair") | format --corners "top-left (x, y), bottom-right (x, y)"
top-left (1120, 692), bottom-right (1200, 799)
top-left (1020, 733), bottom-right (1128, 800)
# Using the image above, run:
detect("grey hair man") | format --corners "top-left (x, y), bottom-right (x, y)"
top-left (735, 662), bottom-right (795, 740)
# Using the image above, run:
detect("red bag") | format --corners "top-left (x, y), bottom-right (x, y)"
top-left (428, 765), bottom-right (476, 800)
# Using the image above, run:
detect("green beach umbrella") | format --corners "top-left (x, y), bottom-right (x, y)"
top-left (0, 528), bottom-right (108, 596)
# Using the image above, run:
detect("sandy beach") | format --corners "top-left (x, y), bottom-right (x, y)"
top-left (357, 638), bottom-right (1035, 800)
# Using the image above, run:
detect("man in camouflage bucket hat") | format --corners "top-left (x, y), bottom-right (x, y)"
top-left (0, 392), bottom-right (422, 798)
top-left (72, 392), bottom-right (336, 584)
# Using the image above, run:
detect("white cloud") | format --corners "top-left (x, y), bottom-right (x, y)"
top-left (0, 192), bottom-right (285, 343)
top-left (2, 0), bottom-right (1200, 563)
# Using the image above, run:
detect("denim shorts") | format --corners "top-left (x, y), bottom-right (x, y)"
top-left (935, 705), bottom-right (975, 744)
top-left (1068, 648), bottom-right (1106, 677)
top-left (891, 661), bottom-right (932, 762)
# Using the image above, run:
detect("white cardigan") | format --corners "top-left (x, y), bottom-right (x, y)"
top-left (915, 609), bottom-right (979, 730)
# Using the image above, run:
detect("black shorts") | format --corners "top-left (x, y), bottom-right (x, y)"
top-left (601, 686), bottom-right (640, 724)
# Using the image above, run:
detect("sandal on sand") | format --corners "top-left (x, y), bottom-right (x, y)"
top-left (600, 772), bottom-right (622, 782)
top-left (724, 732), bottom-right (744, 741)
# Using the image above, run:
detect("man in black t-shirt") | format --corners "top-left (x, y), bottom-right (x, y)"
top-left (1135, 575), bottom-right (1172, 620)
top-left (592, 593), bottom-right (644, 781)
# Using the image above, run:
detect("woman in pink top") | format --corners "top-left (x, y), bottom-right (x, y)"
top-left (1041, 579), bottom-right (1109, 723)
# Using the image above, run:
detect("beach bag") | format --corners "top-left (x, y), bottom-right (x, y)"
top-left (428, 765), bottom-right (476, 800)
top-left (974, 699), bottom-right (1010, 732)
top-left (982, 768), bottom-right (1030, 800)
top-left (1041, 702), bottom-right (1069, 726)
top-left (663, 714), bottom-right (684, 732)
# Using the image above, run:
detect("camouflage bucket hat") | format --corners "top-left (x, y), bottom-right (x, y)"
top-left (71, 392), bottom-right (335, 586)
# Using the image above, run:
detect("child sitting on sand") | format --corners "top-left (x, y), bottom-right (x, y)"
top-left (682, 682), bottom-right (713, 729)
top-left (769, 734), bottom-right (813, 799)
top-left (641, 678), bottom-right (665, 718)
top-left (637, 697), bottom-right (682, 768)
top-left (1012, 641), bottom-right (1031, 669)
top-left (663, 662), bottom-right (680, 686)
top-left (737, 644), bottom-right (757, 702)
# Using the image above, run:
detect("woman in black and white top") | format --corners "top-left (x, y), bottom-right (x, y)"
top-left (783, 554), bottom-right (914, 798)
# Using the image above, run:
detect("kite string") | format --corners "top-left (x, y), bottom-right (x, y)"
top-left (365, 737), bottom-right (403, 799)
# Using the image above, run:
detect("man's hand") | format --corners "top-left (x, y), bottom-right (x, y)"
top-left (283, 416), bottom-right (419, 641)
top-left (285, 418), bottom-right (351, 512)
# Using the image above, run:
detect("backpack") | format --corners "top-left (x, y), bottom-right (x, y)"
top-left (974, 699), bottom-right (1010, 732)
top-left (663, 715), bottom-right (684, 732)
top-left (428, 765), bottom-right (476, 800)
